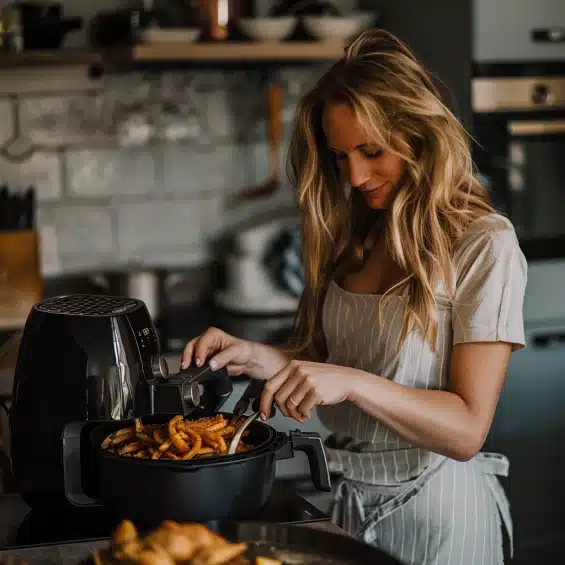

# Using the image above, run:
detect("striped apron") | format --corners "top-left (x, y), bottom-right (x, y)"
top-left (316, 280), bottom-right (513, 565)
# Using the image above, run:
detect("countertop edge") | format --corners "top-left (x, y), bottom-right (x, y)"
top-left (0, 520), bottom-right (350, 563)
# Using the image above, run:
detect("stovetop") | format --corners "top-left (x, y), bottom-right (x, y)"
top-left (0, 481), bottom-right (329, 550)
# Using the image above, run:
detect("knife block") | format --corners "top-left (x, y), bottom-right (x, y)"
top-left (0, 229), bottom-right (42, 329)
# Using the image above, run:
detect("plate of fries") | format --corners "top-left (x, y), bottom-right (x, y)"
top-left (90, 519), bottom-right (280, 565)
top-left (99, 414), bottom-right (259, 461)
top-left (87, 518), bottom-right (401, 565)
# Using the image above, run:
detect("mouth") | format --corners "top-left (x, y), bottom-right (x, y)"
top-left (360, 182), bottom-right (388, 196)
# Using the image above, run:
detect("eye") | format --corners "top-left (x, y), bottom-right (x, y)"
top-left (363, 148), bottom-right (383, 159)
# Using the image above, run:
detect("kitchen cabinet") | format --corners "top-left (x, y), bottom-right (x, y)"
top-left (361, 0), bottom-right (473, 131)
top-left (473, 0), bottom-right (565, 62)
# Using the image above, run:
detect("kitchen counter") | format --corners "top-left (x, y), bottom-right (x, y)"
top-left (0, 487), bottom-right (347, 564)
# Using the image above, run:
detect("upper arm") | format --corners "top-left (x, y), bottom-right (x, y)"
top-left (448, 220), bottom-right (528, 441)
top-left (449, 341), bottom-right (511, 443)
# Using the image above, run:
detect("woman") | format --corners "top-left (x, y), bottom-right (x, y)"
top-left (182, 29), bottom-right (527, 564)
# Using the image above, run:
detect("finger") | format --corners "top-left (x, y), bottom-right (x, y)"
top-left (209, 344), bottom-right (242, 371)
top-left (181, 339), bottom-right (195, 369)
top-left (193, 328), bottom-right (223, 367)
top-left (260, 366), bottom-right (291, 420)
top-left (297, 390), bottom-right (318, 420)
top-left (284, 380), bottom-right (310, 421)
top-left (274, 371), bottom-right (304, 418)
top-left (274, 373), bottom-right (305, 417)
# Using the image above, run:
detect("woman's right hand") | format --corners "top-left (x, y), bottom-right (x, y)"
top-left (181, 327), bottom-right (291, 381)
top-left (181, 327), bottom-right (254, 378)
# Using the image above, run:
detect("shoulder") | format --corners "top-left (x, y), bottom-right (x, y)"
top-left (450, 213), bottom-right (527, 350)
top-left (453, 213), bottom-right (527, 281)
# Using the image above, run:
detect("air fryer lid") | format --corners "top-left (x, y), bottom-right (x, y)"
top-left (34, 294), bottom-right (143, 316)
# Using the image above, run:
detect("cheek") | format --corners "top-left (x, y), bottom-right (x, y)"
top-left (373, 155), bottom-right (405, 183)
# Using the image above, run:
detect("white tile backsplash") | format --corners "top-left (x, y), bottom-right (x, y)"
top-left (41, 204), bottom-right (114, 255)
top-left (187, 70), bottom-right (228, 92)
top-left (161, 143), bottom-right (247, 196)
top-left (2, 152), bottom-right (62, 202)
top-left (66, 148), bottom-right (156, 198)
top-left (19, 94), bottom-right (110, 146)
top-left (246, 141), bottom-right (290, 187)
top-left (204, 90), bottom-right (240, 139)
top-left (60, 251), bottom-right (118, 273)
top-left (130, 247), bottom-right (212, 269)
top-left (0, 63), bottom-right (322, 273)
top-left (276, 66), bottom-right (328, 100)
top-left (116, 199), bottom-right (215, 259)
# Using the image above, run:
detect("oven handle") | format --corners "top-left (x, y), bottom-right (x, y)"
top-left (508, 120), bottom-right (565, 136)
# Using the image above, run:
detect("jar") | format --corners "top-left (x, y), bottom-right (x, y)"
top-left (198, 0), bottom-right (253, 40)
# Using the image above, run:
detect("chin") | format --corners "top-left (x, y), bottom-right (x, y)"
top-left (367, 201), bottom-right (388, 210)
top-left (363, 196), bottom-right (389, 210)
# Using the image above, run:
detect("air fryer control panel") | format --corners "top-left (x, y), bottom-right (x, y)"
top-left (126, 304), bottom-right (160, 363)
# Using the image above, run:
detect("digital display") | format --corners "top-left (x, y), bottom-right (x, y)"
top-left (127, 308), bottom-right (160, 358)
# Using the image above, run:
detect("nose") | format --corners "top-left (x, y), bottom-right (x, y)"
top-left (345, 156), bottom-right (371, 188)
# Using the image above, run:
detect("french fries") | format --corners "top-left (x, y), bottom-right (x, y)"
top-left (100, 415), bottom-right (254, 461)
top-left (92, 520), bottom-right (282, 565)
top-left (92, 519), bottom-right (281, 565)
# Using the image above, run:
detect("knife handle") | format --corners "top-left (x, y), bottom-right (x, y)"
top-left (23, 186), bottom-right (35, 229)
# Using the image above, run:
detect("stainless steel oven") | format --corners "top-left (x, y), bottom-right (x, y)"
top-left (472, 67), bottom-right (565, 260)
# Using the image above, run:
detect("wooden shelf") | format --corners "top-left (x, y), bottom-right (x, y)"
top-left (0, 41), bottom-right (346, 68)
top-left (113, 40), bottom-right (347, 62)
top-left (0, 49), bottom-right (102, 68)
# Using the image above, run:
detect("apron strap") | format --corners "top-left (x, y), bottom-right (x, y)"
top-left (474, 453), bottom-right (514, 558)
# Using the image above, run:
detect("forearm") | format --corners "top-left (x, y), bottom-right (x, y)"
top-left (348, 371), bottom-right (483, 461)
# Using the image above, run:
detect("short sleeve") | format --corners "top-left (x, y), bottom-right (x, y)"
top-left (452, 220), bottom-right (527, 351)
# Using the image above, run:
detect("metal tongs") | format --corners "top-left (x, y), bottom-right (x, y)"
top-left (228, 379), bottom-right (275, 455)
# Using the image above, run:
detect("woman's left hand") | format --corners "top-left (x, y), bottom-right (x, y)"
top-left (259, 360), bottom-right (355, 422)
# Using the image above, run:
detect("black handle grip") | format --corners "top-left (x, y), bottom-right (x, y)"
top-left (176, 365), bottom-right (228, 385)
top-left (289, 430), bottom-right (331, 492)
top-left (232, 379), bottom-right (265, 418)
top-left (252, 396), bottom-right (276, 419)
top-left (177, 365), bottom-right (233, 414)
top-left (531, 27), bottom-right (565, 43)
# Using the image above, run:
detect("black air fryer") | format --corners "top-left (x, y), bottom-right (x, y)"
top-left (9, 294), bottom-right (232, 511)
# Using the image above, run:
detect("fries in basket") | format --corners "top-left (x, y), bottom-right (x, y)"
top-left (100, 415), bottom-right (254, 460)
top-left (92, 519), bottom-right (283, 565)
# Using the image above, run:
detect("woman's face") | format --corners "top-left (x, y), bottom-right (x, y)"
top-left (322, 103), bottom-right (405, 210)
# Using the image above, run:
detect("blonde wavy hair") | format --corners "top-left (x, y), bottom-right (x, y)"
top-left (287, 28), bottom-right (494, 358)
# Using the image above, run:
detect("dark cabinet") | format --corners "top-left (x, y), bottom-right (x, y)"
top-left (360, 0), bottom-right (473, 131)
